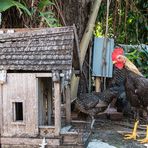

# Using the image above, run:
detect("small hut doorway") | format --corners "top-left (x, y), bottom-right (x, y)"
top-left (37, 77), bottom-right (54, 126)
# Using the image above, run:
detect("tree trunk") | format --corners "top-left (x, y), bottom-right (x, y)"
top-left (62, 0), bottom-right (92, 40)
top-left (62, 0), bottom-right (92, 95)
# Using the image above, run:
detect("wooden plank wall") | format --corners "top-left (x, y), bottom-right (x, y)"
top-left (2, 73), bottom-right (38, 137)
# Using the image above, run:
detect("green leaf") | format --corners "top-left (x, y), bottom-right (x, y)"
top-left (0, 0), bottom-right (14, 12)
top-left (136, 59), bottom-right (142, 66)
top-left (39, 11), bottom-right (54, 16)
top-left (0, 0), bottom-right (31, 16)
top-left (38, 0), bottom-right (54, 10)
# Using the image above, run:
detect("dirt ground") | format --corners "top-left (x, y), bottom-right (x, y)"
top-left (89, 118), bottom-right (147, 148)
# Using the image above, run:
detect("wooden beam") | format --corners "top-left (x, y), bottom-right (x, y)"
top-left (0, 84), bottom-right (3, 137)
top-left (36, 73), bottom-right (52, 78)
top-left (54, 80), bottom-right (61, 136)
top-left (37, 78), bottom-right (44, 126)
top-left (1, 137), bottom-right (60, 146)
top-left (65, 84), bottom-right (71, 124)
top-left (71, 0), bottom-right (103, 99)
top-left (35, 73), bottom-right (64, 78)
top-left (47, 78), bottom-right (52, 125)
top-left (95, 77), bottom-right (101, 92)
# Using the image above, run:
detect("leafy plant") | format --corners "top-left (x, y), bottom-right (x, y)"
top-left (93, 22), bottom-right (103, 37)
top-left (38, 0), bottom-right (54, 10)
top-left (38, 0), bottom-right (60, 27)
top-left (94, 0), bottom-right (147, 77)
top-left (125, 47), bottom-right (148, 77)
top-left (96, 0), bottom-right (147, 44)
top-left (0, 0), bottom-right (31, 16)
top-left (39, 11), bottom-right (60, 27)
top-left (0, 0), bottom-right (61, 28)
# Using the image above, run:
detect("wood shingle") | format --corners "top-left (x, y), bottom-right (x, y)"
top-left (0, 26), bottom-right (80, 72)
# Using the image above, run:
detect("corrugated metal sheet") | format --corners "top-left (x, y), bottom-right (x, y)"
top-left (0, 26), bottom-right (80, 71)
top-left (119, 44), bottom-right (148, 52)
top-left (92, 37), bottom-right (114, 77)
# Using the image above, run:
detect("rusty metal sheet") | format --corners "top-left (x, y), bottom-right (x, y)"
top-left (92, 37), bottom-right (114, 78)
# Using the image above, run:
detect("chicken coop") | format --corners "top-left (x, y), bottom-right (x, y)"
top-left (0, 26), bottom-right (84, 148)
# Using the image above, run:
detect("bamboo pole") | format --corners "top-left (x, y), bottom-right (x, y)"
top-left (71, 0), bottom-right (102, 99)
top-left (95, 77), bottom-right (101, 92)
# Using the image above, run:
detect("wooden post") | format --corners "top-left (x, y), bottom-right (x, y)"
top-left (65, 84), bottom-right (71, 124)
top-left (47, 78), bottom-right (52, 125)
top-left (38, 78), bottom-right (44, 126)
top-left (95, 77), bottom-right (101, 92)
top-left (0, 84), bottom-right (3, 135)
top-left (53, 72), bottom-right (61, 136)
top-left (54, 82), bottom-right (61, 136)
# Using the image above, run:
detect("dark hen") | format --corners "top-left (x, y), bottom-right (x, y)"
top-left (75, 86), bottom-right (120, 128)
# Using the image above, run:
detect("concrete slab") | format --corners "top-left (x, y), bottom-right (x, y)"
top-left (87, 139), bottom-right (116, 148)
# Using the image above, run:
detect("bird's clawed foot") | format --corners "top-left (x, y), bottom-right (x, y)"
top-left (124, 132), bottom-right (138, 140)
top-left (138, 125), bottom-right (148, 143)
top-left (124, 120), bottom-right (139, 140)
top-left (138, 138), bottom-right (148, 144)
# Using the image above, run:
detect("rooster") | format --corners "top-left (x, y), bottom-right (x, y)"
top-left (112, 47), bottom-right (148, 143)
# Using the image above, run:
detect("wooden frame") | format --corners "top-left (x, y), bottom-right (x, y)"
top-left (54, 81), bottom-right (61, 136)
top-left (65, 84), bottom-right (71, 123)
top-left (0, 84), bottom-right (3, 135)
top-left (11, 101), bottom-right (25, 124)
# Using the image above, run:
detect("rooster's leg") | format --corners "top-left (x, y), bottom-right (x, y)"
top-left (124, 120), bottom-right (139, 140)
top-left (138, 125), bottom-right (148, 143)
top-left (135, 108), bottom-right (140, 120)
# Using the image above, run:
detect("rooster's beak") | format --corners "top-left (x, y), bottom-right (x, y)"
top-left (112, 61), bottom-right (117, 64)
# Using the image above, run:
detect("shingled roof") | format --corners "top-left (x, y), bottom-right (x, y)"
top-left (0, 26), bottom-right (80, 72)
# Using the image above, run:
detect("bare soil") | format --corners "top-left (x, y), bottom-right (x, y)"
top-left (90, 118), bottom-right (146, 148)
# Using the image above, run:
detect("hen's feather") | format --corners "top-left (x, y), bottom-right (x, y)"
top-left (125, 69), bottom-right (148, 111)
top-left (75, 86), bottom-right (120, 116)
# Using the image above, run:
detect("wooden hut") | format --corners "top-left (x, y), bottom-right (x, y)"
top-left (0, 26), bottom-right (84, 147)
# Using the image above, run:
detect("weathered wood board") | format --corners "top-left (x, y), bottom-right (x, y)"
top-left (1, 73), bottom-right (38, 137)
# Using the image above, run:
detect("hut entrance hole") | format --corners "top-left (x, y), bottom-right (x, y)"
top-left (38, 77), bottom-right (54, 126)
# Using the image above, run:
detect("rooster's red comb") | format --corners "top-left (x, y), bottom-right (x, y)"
top-left (112, 47), bottom-right (124, 61)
